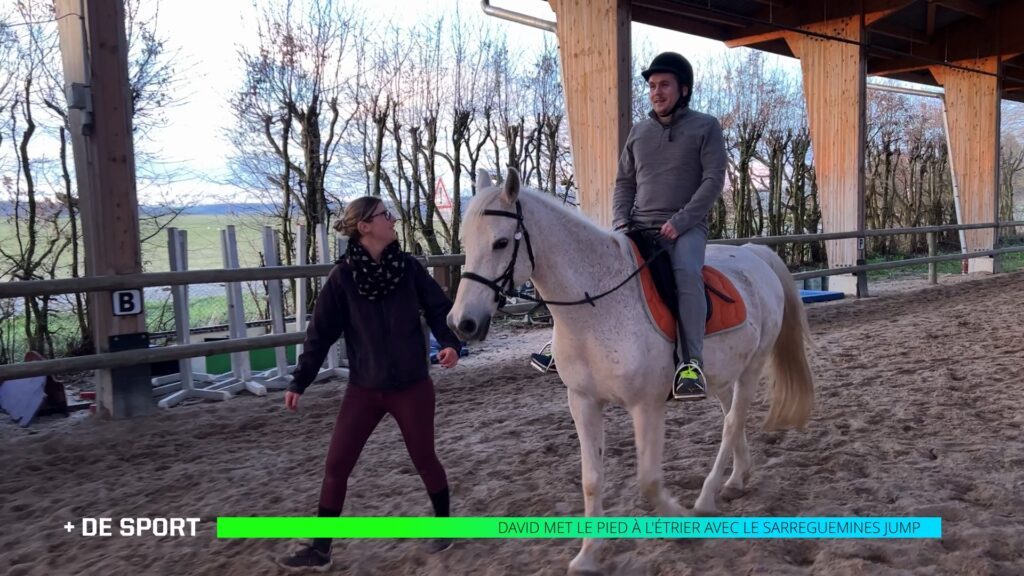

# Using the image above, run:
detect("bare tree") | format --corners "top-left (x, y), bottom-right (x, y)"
top-left (525, 39), bottom-right (565, 197)
top-left (1001, 102), bottom-right (1024, 237)
top-left (228, 0), bottom-right (359, 271)
top-left (0, 0), bottom-right (178, 358)
top-left (438, 6), bottom-right (496, 254)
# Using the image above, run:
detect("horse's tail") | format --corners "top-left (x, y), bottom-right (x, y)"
top-left (746, 244), bottom-right (815, 431)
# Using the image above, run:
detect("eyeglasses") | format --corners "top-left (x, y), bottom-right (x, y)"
top-left (364, 209), bottom-right (396, 223)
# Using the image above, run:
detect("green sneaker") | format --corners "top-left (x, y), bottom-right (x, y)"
top-left (672, 360), bottom-right (707, 401)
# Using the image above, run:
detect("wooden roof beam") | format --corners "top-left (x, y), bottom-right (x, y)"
top-left (725, 29), bottom-right (789, 48)
top-left (871, 1), bottom-right (1024, 75)
top-left (632, 0), bottom-right (748, 29)
top-left (928, 0), bottom-right (990, 20)
top-left (868, 20), bottom-right (929, 44)
top-left (724, 0), bottom-right (915, 48)
top-left (631, 3), bottom-right (731, 41)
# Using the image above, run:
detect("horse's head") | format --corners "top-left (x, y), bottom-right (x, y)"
top-left (448, 168), bottom-right (534, 341)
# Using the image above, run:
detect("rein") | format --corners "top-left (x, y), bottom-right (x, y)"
top-left (460, 201), bottom-right (668, 308)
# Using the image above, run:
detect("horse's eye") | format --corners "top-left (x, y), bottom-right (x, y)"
top-left (492, 238), bottom-right (510, 250)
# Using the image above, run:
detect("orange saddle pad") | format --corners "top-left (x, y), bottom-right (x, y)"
top-left (629, 242), bottom-right (747, 342)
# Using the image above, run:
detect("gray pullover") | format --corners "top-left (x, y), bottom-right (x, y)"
top-left (612, 107), bottom-right (727, 234)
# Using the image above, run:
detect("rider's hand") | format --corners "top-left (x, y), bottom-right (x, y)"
top-left (660, 221), bottom-right (679, 240)
top-left (437, 347), bottom-right (459, 368)
top-left (284, 391), bottom-right (301, 411)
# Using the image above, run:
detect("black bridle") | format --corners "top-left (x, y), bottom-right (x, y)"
top-left (460, 201), bottom-right (536, 305)
top-left (460, 200), bottom-right (669, 308)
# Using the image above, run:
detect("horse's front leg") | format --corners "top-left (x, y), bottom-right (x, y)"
top-left (567, 388), bottom-right (605, 575)
top-left (629, 401), bottom-right (686, 517)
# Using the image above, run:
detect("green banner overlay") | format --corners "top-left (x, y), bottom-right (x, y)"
top-left (216, 517), bottom-right (941, 539)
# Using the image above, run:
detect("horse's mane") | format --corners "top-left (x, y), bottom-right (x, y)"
top-left (467, 183), bottom-right (612, 240)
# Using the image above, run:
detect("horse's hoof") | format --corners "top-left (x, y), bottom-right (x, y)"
top-left (721, 485), bottom-right (747, 501)
top-left (692, 502), bottom-right (718, 517)
top-left (569, 553), bottom-right (602, 576)
top-left (568, 561), bottom-right (602, 576)
top-left (658, 501), bottom-right (689, 517)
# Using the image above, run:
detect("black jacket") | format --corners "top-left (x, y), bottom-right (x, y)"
top-left (288, 254), bottom-right (461, 394)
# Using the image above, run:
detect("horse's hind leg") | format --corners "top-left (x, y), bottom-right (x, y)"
top-left (629, 401), bottom-right (686, 517)
top-left (567, 389), bottom-right (605, 575)
top-left (720, 362), bottom-right (761, 494)
top-left (694, 374), bottom-right (755, 515)
top-left (722, 370), bottom-right (757, 501)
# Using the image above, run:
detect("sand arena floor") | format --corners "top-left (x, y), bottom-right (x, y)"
top-left (2, 271), bottom-right (1023, 575)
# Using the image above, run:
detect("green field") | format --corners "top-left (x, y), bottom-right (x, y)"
top-left (0, 213), bottom-right (285, 361)
top-left (140, 214), bottom-right (279, 271)
top-left (866, 244), bottom-right (1024, 281)
top-left (0, 213), bottom-right (278, 277)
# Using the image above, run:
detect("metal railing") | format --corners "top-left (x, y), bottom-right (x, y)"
top-left (480, 0), bottom-right (557, 32)
top-left (1, 220), bottom-right (1022, 381)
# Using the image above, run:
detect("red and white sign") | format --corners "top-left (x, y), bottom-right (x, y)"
top-left (435, 177), bottom-right (452, 213)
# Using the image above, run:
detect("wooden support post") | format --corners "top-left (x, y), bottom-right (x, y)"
top-left (432, 265), bottom-right (451, 297)
top-left (927, 231), bottom-right (937, 284)
top-left (784, 17), bottom-right (868, 297)
top-left (548, 0), bottom-right (632, 227)
top-left (55, 0), bottom-right (152, 418)
top-left (930, 58), bottom-right (1002, 274)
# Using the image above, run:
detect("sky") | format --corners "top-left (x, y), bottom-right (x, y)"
top-left (141, 0), bottom-right (773, 205)
top-left (10, 0), bottom-right (1006, 206)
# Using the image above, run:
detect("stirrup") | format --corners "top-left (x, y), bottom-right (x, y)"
top-left (671, 361), bottom-right (707, 401)
top-left (530, 340), bottom-right (557, 373)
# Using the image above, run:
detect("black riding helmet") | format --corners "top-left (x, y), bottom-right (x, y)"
top-left (641, 52), bottom-right (694, 109)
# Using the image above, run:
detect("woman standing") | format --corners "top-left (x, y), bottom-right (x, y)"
top-left (279, 197), bottom-right (461, 570)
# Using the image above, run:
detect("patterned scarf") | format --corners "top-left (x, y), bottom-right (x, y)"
top-left (346, 239), bottom-right (406, 300)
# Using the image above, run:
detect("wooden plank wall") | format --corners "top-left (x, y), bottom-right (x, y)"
top-left (785, 17), bottom-right (863, 269)
top-left (549, 0), bottom-right (631, 228)
top-left (930, 58), bottom-right (999, 263)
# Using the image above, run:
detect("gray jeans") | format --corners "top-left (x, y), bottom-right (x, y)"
top-left (658, 225), bottom-right (707, 363)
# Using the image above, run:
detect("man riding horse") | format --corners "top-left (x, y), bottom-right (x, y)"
top-left (612, 51), bottom-right (728, 400)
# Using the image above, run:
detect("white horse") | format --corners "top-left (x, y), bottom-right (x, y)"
top-left (448, 169), bottom-right (814, 574)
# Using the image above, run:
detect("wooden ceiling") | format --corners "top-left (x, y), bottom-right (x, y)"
top-left (627, 0), bottom-right (1024, 101)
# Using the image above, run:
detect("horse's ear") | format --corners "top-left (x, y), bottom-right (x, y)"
top-left (476, 169), bottom-right (493, 191)
top-left (501, 168), bottom-right (520, 205)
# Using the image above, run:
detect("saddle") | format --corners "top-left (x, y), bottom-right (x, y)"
top-left (625, 230), bottom-right (746, 342)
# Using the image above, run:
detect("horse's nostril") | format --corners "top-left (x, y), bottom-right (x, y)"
top-left (458, 319), bottom-right (477, 336)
